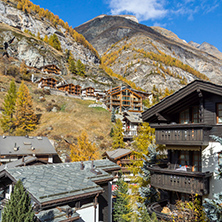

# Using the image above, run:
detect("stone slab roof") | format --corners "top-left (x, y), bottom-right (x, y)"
top-left (0, 136), bottom-right (57, 156)
top-left (4, 159), bottom-right (119, 206)
top-left (36, 205), bottom-right (80, 222)
top-left (0, 156), bottom-right (45, 172)
top-left (103, 148), bottom-right (132, 160)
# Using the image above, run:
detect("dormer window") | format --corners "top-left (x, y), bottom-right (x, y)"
top-left (180, 109), bottom-right (189, 124)
top-left (217, 103), bottom-right (222, 123)
top-left (179, 106), bottom-right (199, 124)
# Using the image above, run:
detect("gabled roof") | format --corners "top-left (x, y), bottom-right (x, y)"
top-left (110, 88), bottom-right (142, 98)
top-left (1, 160), bottom-right (120, 207)
top-left (142, 80), bottom-right (222, 121)
top-left (0, 156), bottom-right (48, 172)
top-left (0, 136), bottom-right (57, 156)
top-left (103, 148), bottom-right (132, 160)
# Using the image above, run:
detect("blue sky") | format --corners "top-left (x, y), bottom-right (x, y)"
top-left (31, 0), bottom-right (222, 52)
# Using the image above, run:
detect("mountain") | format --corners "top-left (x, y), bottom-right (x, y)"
top-left (0, 0), bottom-right (129, 89)
top-left (75, 15), bottom-right (222, 91)
top-left (189, 41), bottom-right (222, 60)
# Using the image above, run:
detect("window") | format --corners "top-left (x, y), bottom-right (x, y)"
top-left (179, 151), bottom-right (190, 166)
top-left (180, 109), bottom-right (189, 124)
top-left (193, 151), bottom-right (201, 172)
top-left (217, 103), bottom-right (222, 123)
top-left (192, 106), bottom-right (199, 123)
top-left (180, 107), bottom-right (200, 124)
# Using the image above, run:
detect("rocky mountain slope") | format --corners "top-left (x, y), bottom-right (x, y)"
top-left (75, 15), bottom-right (222, 91)
top-left (0, 0), bottom-right (125, 89)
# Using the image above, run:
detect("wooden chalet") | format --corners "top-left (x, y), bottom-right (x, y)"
top-left (0, 160), bottom-right (120, 222)
top-left (37, 77), bottom-right (58, 88)
top-left (122, 112), bottom-right (142, 140)
top-left (103, 148), bottom-right (136, 180)
top-left (40, 64), bottom-right (61, 75)
top-left (81, 86), bottom-right (95, 97)
top-left (57, 84), bottom-right (81, 95)
top-left (142, 80), bottom-right (222, 219)
top-left (105, 86), bottom-right (143, 112)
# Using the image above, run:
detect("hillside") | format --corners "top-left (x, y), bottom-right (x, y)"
top-left (75, 15), bottom-right (222, 91)
top-left (0, 74), bottom-right (113, 160)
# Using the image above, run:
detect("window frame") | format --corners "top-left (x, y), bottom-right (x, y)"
top-left (216, 103), bottom-right (222, 124)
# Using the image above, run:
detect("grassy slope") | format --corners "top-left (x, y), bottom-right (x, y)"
top-left (0, 74), bottom-right (113, 158)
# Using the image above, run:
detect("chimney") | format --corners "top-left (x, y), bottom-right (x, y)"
top-left (14, 143), bottom-right (18, 151)
top-left (2, 135), bottom-right (6, 139)
top-left (80, 161), bottom-right (84, 170)
top-left (91, 160), bottom-right (94, 169)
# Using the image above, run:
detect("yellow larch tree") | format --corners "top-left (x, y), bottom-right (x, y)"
top-left (14, 81), bottom-right (37, 136)
top-left (70, 131), bottom-right (100, 162)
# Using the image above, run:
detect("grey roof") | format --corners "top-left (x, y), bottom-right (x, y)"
top-left (0, 136), bottom-right (57, 156)
top-left (124, 115), bottom-right (142, 124)
top-left (0, 156), bottom-right (41, 172)
top-left (5, 159), bottom-right (119, 205)
top-left (36, 205), bottom-right (80, 222)
top-left (104, 148), bottom-right (132, 160)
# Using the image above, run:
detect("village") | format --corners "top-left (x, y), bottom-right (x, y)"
top-left (0, 0), bottom-right (221, 221)
top-left (1, 64), bottom-right (222, 221)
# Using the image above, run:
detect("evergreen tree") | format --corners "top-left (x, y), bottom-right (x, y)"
top-left (111, 107), bottom-right (116, 122)
top-left (48, 33), bottom-right (62, 51)
top-left (68, 55), bottom-right (77, 74)
top-left (113, 173), bottom-right (132, 222)
top-left (112, 119), bottom-right (125, 149)
top-left (14, 81), bottom-right (37, 136)
top-left (0, 80), bottom-right (17, 134)
top-left (2, 180), bottom-right (35, 222)
top-left (70, 131), bottom-right (100, 161)
top-left (76, 59), bottom-right (85, 76)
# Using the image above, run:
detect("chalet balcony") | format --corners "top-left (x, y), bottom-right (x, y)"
top-left (148, 164), bottom-right (212, 196)
top-left (154, 124), bottom-right (212, 146)
top-left (123, 130), bottom-right (137, 139)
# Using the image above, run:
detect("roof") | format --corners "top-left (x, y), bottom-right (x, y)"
top-left (103, 148), bottom-right (132, 160)
top-left (142, 80), bottom-right (222, 121)
top-left (2, 159), bottom-right (120, 207)
top-left (0, 136), bottom-right (57, 156)
top-left (123, 113), bottom-right (142, 124)
top-left (36, 205), bottom-right (80, 222)
top-left (0, 156), bottom-right (48, 172)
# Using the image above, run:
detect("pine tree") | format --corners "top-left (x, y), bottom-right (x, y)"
top-left (48, 33), bottom-right (62, 51)
top-left (0, 80), bottom-right (17, 134)
top-left (2, 180), bottom-right (35, 222)
top-left (70, 131), bottom-right (100, 161)
top-left (68, 55), bottom-right (77, 74)
top-left (113, 174), bottom-right (132, 222)
top-left (76, 59), bottom-right (85, 76)
top-left (112, 119), bottom-right (125, 149)
top-left (14, 81), bottom-right (37, 136)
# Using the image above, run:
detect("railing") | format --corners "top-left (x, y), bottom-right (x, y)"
top-left (123, 131), bottom-right (138, 138)
top-left (148, 200), bottom-right (173, 221)
top-left (148, 164), bottom-right (212, 195)
top-left (154, 124), bottom-right (212, 146)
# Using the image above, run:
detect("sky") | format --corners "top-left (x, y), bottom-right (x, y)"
top-left (31, 0), bottom-right (222, 52)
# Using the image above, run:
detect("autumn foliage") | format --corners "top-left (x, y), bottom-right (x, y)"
top-left (70, 131), bottom-right (100, 162)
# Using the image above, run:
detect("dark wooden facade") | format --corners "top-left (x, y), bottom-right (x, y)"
top-left (40, 64), bottom-right (61, 75)
top-left (57, 84), bottom-right (81, 95)
top-left (38, 77), bottom-right (58, 88)
top-left (142, 80), bottom-right (222, 217)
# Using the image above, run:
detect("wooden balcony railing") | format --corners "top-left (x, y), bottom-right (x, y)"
top-left (153, 124), bottom-right (212, 146)
top-left (148, 164), bottom-right (212, 195)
